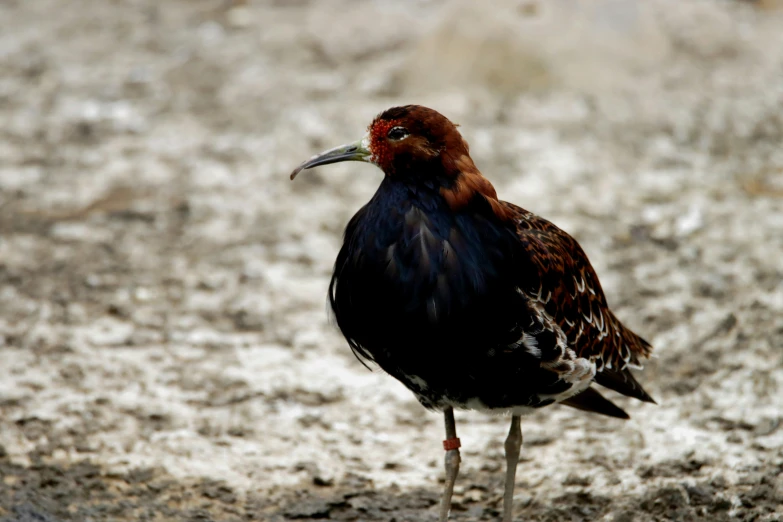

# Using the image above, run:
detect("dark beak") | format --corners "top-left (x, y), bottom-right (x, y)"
top-left (290, 137), bottom-right (372, 180)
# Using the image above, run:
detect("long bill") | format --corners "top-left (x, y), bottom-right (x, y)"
top-left (289, 136), bottom-right (372, 180)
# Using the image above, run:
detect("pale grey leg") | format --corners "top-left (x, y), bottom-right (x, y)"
top-left (502, 415), bottom-right (522, 522)
top-left (438, 406), bottom-right (461, 522)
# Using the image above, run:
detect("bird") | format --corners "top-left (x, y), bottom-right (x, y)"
top-left (290, 105), bottom-right (655, 522)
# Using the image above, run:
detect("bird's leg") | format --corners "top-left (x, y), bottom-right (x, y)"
top-left (438, 406), bottom-right (461, 522)
top-left (502, 415), bottom-right (522, 522)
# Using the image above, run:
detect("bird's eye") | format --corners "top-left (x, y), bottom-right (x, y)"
top-left (387, 126), bottom-right (409, 141)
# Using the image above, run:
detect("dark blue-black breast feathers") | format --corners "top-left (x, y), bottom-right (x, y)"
top-left (329, 178), bottom-right (586, 411)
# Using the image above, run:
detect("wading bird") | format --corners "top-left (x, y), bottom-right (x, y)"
top-left (290, 105), bottom-right (655, 522)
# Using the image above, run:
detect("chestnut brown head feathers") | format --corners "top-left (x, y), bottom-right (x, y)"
top-left (365, 105), bottom-right (470, 177)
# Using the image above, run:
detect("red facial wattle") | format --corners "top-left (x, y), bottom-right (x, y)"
top-left (368, 119), bottom-right (400, 172)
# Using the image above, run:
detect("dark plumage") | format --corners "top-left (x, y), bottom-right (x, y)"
top-left (290, 105), bottom-right (655, 522)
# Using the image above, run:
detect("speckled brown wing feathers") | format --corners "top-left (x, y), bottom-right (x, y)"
top-left (502, 201), bottom-right (655, 404)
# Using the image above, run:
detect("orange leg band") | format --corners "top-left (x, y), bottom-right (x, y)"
top-left (443, 437), bottom-right (461, 451)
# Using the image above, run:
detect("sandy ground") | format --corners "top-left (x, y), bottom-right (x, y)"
top-left (1, 0), bottom-right (782, 520)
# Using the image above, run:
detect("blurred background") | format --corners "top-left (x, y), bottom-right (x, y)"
top-left (0, 0), bottom-right (781, 520)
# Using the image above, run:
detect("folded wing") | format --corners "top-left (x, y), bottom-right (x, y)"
top-left (503, 201), bottom-right (656, 409)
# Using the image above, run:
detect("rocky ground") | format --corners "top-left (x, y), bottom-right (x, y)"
top-left (1, 0), bottom-right (782, 520)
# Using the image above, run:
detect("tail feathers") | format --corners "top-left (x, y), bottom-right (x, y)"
top-left (561, 386), bottom-right (630, 419)
top-left (611, 309), bottom-right (654, 364)
top-left (595, 366), bottom-right (657, 404)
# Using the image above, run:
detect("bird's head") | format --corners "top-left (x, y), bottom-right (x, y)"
top-left (290, 105), bottom-right (507, 216)
top-left (290, 105), bottom-right (465, 179)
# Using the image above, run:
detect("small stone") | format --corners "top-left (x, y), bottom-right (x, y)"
top-left (563, 473), bottom-right (592, 486)
top-left (313, 475), bottom-right (333, 487)
top-left (711, 496), bottom-right (732, 511)
top-left (684, 484), bottom-right (713, 506)
top-left (675, 205), bottom-right (703, 236)
top-left (641, 486), bottom-right (687, 515)
top-left (747, 484), bottom-right (771, 501)
top-left (726, 433), bottom-right (743, 444)
top-left (463, 488), bottom-right (484, 503)
top-left (283, 497), bottom-right (331, 519)
top-left (753, 417), bottom-right (781, 437)
top-left (738, 472), bottom-right (764, 486)
top-left (514, 492), bottom-right (533, 507)
top-left (133, 287), bottom-right (154, 302)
